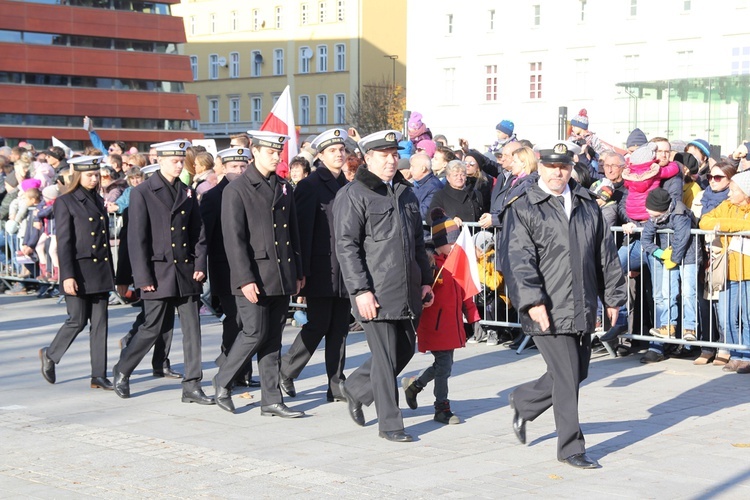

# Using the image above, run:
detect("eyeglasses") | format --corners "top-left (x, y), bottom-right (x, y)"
top-left (126, 162), bottom-right (138, 168)
top-left (708, 174), bottom-right (727, 182)
top-left (465, 162), bottom-right (477, 166)
top-left (656, 149), bottom-right (671, 155)
top-left (603, 163), bottom-right (624, 169)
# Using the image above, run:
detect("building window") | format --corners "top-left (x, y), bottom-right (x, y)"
top-left (299, 46), bottom-right (311, 73)
top-left (574, 58), bottom-right (589, 96)
top-left (190, 55), bottom-right (198, 81)
top-left (251, 51), bottom-right (262, 77)
top-left (231, 11), bottom-right (238, 31)
top-left (317, 45), bottom-right (328, 72)
top-left (488, 10), bottom-right (495, 31)
top-left (251, 96), bottom-right (262, 123)
top-left (630, 0), bottom-right (637, 16)
top-left (580, 0), bottom-right (586, 22)
top-left (272, 94), bottom-right (281, 106)
top-left (319, 1), bottom-right (326, 23)
top-left (529, 62), bottom-right (542, 99)
top-left (299, 95), bottom-right (310, 125)
top-left (208, 98), bottom-right (219, 123)
top-left (337, 0), bottom-right (345, 21)
top-left (275, 6), bottom-right (283, 29)
top-left (230, 97), bottom-right (240, 123)
top-left (446, 14), bottom-right (453, 34)
top-left (485, 65), bottom-right (497, 101)
top-left (229, 52), bottom-right (239, 78)
top-left (274, 49), bottom-right (284, 75)
top-left (317, 94), bottom-right (328, 125)
top-left (334, 93), bottom-right (346, 124)
top-left (210, 13), bottom-right (216, 34)
top-left (731, 46), bottom-right (750, 75)
top-left (683, 0), bottom-right (692, 11)
top-left (444, 67), bottom-right (455, 104)
top-left (301, 3), bottom-right (308, 24)
top-left (533, 5), bottom-right (540, 26)
top-left (334, 43), bottom-right (346, 71)
top-left (190, 16), bottom-right (196, 36)
top-left (209, 54), bottom-right (218, 80)
top-left (252, 9), bottom-right (260, 31)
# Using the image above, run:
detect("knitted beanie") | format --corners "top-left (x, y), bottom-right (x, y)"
top-left (430, 208), bottom-right (460, 247)
top-left (496, 119), bottom-right (514, 136)
top-left (42, 184), bottom-right (59, 201)
top-left (408, 112), bottom-right (427, 140)
top-left (630, 142), bottom-right (658, 167)
top-left (732, 170), bottom-right (750, 198)
top-left (570, 109), bottom-right (589, 130)
top-left (674, 152), bottom-right (700, 175)
top-left (626, 128), bottom-right (648, 149)
top-left (688, 139), bottom-right (711, 159)
top-left (416, 139), bottom-right (437, 158)
top-left (646, 188), bottom-right (671, 212)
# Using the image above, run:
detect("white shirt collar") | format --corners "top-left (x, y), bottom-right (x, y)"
top-left (537, 178), bottom-right (572, 219)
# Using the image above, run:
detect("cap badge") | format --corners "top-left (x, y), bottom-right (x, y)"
top-left (385, 132), bottom-right (396, 142)
top-left (553, 143), bottom-right (568, 154)
top-left (334, 129), bottom-right (341, 137)
top-left (92, 158), bottom-right (100, 165)
top-left (237, 148), bottom-right (243, 155)
top-left (178, 142), bottom-right (186, 149)
top-left (279, 137), bottom-right (286, 143)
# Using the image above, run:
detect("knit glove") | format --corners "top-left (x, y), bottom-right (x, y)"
top-left (662, 247), bottom-right (678, 270)
top-left (652, 249), bottom-right (665, 260)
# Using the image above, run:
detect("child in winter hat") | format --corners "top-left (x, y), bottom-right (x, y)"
top-left (408, 111), bottom-right (432, 145)
top-left (567, 109), bottom-right (606, 156)
top-left (622, 142), bottom-right (680, 222)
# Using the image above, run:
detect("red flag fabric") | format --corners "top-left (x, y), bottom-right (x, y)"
top-left (260, 85), bottom-right (298, 178)
top-left (442, 226), bottom-right (481, 298)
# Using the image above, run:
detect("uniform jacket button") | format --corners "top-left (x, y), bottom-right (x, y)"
top-left (100, 216), bottom-right (104, 220)
top-left (277, 259), bottom-right (281, 263)
top-left (104, 257), bottom-right (108, 261)
top-left (172, 243), bottom-right (176, 247)
top-left (92, 244), bottom-right (96, 249)
top-left (283, 224), bottom-right (287, 228)
top-left (275, 241), bottom-right (278, 245)
top-left (288, 258), bottom-right (291, 262)
top-left (93, 258), bottom-right (98, 262)
top-left (183, 243), bottom-right (187, 247)
top-left (274, 224), bottom-right (277, 228)
top-left (89, 217), bottom-right (94, 221)
top-left (185, 259), bottom-right (189, 263)
top-left (103, 243), bottom-right (107, 248)
top-left (174, 259), bottom-right (178, 263)
top-left (181, 210), bottom-right (185, 215)
top-left (171, 227), bottom-right (175, 231)
top-left (91, 232), bottom-right (95, 236)
top-left (182, 226), bottom-right (186, 230)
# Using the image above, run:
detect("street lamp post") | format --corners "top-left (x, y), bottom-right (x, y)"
top-left (384, 54), bottom-right (398, 88)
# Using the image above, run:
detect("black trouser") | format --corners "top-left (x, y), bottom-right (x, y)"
top-left (116, 296), bottom-right (202, 384)
top-left (215, 294), bottom-right (252, 380)
top-left (512, 334), bottom-right (592, 461)
top-left (343, 319), bottom-right (416, 432)
top-left (281, 296), bottom-right (350, 399)
top-left (121, 301), bottom-right (172, 371)
top-left (47, 293), bottom-right (109, 377)
top-left (215, 295), bottom-right (288, 405)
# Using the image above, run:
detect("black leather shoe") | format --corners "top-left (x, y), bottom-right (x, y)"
top-left (280, 376), bottom-right (296, 397)
top-left (599, 324), bottom-right (627, 343)
top-left (90, 377), bottom-right (113, 390)
top-left (260, 403), bottom-right (304, 418)
top-left (339, 381), bottom-right (364, 426)
top-left (560, 453), bottom-right (601, 469)
top-left (154, 362), bottom-right (182, 379)
top-left (213, 377), bottom-right (235, 413)
top-left (327, 393), bottom-right (346, 403)
top-left (113, 364), bottom-right (130, 399)
top-left (509, 392), bottom-right (526, 445)
top-left (248, 378), bottom-right (261, 387)
top-left (39, 347), bottom-right (55, 384)
top-left (181, 385), bottom-right (215, 405)
top-left (378, 430), bottom-right (413, 442)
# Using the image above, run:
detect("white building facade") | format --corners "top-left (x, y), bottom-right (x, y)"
top-left (406, 0), bottom-right (750, 154)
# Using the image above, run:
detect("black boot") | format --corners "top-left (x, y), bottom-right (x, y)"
top-left (401, 376), bottom-right (423, 410)
top-left (434, 401), bottom-right (460, 425)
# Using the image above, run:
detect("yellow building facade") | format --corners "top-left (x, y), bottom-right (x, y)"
top-left (172, 0), bottom-right (406, 142)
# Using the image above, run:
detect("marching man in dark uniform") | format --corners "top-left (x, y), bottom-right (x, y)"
top-left (334, 130), bottom-right (434, 442)
top-left (39, 155), bottom-right (115, 390)
top-left (212, 131), bottom-right (305, 418)
top-left (280, 128), bottom-right (351, 403)
top-left (113, 140), bottom-right (213, 405)
top-left (200, 147), bottom-right (257, 388)
top-left (499, 142), bottom-right (626, 469)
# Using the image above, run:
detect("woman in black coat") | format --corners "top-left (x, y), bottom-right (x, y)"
top-left (426, 160), bottom-right (483, 225)
top-left (39, 155), bottom-right (115, 390)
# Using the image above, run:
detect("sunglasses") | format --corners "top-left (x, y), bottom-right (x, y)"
top-left (126, 162), bottom-right (138, 168)
top-left (708, 174), bottom-right (727, 182)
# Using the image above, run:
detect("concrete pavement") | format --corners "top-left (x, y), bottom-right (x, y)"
top-left (1, 294), bottom-right (750, 498)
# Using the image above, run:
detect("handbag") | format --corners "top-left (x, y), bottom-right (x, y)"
top-left (705, 238), bottom-right (727, 295)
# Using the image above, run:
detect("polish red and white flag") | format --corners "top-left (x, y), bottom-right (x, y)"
top-left (442, 226), bottom-right (481, 297)
top-left (260, 85), bottom-right (298, 178)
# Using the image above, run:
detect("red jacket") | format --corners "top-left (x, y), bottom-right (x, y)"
top-left (417, 254), bottom-right (481, 353)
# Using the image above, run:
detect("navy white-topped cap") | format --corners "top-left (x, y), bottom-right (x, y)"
top-left (358, 130), bottom-right (404, 154)
top-left (247, 130), bottom-right (290, 151)
top-left (311, 128), bottom-right (348, 153)
top-left (68, 155), bottom-right (105, 172)
top-left (217, 147), bottom-right (251, 163)
top-left (538, 142), bottom-right (576, 165)
top-left (151, 139), bottom-right (191, 157)
top-left (141, 164), bottom-right (160, 176)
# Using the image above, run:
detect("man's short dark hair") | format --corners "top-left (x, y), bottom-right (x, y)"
top-left (109, 154), bottom-right (122, 169)
top-left (436, 146), bottom-right (456, 162)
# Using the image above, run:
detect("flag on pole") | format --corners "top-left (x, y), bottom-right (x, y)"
top-left (260, 85), bottom-right (298, 177)
top-left (442, 226), bottom-right (481, 298)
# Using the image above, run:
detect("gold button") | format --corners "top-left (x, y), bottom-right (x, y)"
top-left (93, 258), bottom-right (97, 262)
top-left (185, 259), bottom-right (189, 263)
top-left (92, 244), bottom-right (96, 249)
top-left (275, 242), bottom-right (278, 245)
top-left (181, 210), bottom-right (185, 215)
top-left (277, 259), bottom-right (281, 263)
top-left (100, 216), bottom-right (104, 220)
top-left (283, 224), bottom-right (287, 228)
top-left (287, 258), bottom-right (291, 262)
top-left (172, 243), bottom-right (175, 247)
top-left (274, 224), bottom-right (277, 228)
top-left (91, 232), bottom-right (95, 236)
top-left (174, 259), bottom-right (178, 263)
top-left (282, 206), bottom-right (285, 210)
top-left (286, 241), bottom-right (289, 245)
top-left (89, 217), bottom-right (93, 222)
top-left (171, 227), bottom-right (175, 231)
top-left (182, 226), bottom-right (186, 230)
top-left (104, 257), bottom-right (108, 261)
top-left (102, 230), bottom-right (106, 234)
top-left (103, 243), bottom-right (107, 248)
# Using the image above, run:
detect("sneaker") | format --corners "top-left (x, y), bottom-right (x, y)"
top-left (683, 329), bottom-right (697, 342)
top-left (486, 330), bottom-right (499, 346)
top-left (640, 350), bottom-right (665, 364)
top-left (4, 282), bottom-right (27, 295)
top-left (469, 328), bottom-right (488, 344)
top-left (649, 325), bottom-right (676, 339)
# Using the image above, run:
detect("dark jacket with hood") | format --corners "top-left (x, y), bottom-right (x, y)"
top-left (498, 179), bottom-right (627, 336)
top-left (333, 167), bottom-right (432, 322)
